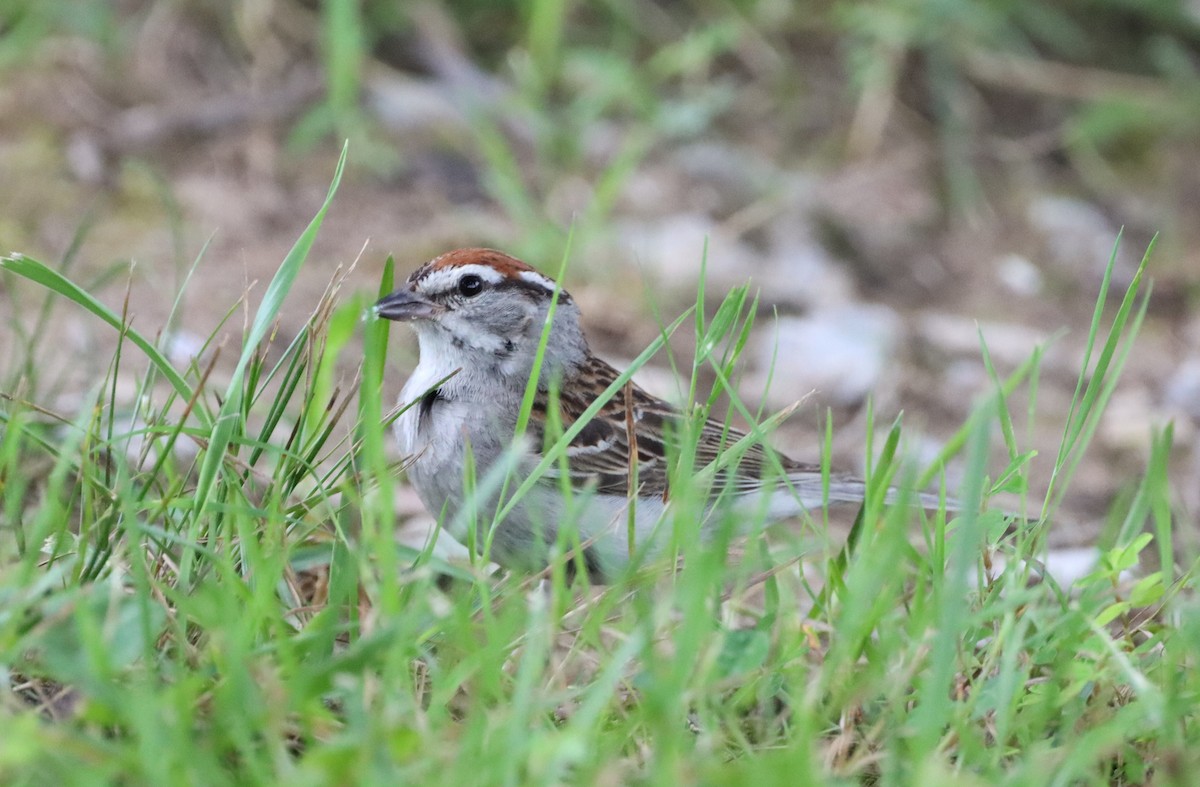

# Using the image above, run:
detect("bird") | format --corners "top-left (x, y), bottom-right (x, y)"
top-left (375, 248), bottom-right (946, 582)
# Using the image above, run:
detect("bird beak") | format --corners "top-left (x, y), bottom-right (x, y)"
top-left (374, 287), bottom-right (443, 322)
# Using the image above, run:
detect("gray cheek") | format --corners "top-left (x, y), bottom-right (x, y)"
top-left (442, 307), bottom-right (517, 354)
top-left (484, 301), bottom-right (532, 340)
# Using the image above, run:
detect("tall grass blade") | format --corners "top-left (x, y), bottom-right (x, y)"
top-left (192, 143), bottom-right (347, 516)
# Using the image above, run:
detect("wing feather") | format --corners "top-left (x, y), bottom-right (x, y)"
top-left (530, 356), bottom-right (813, 498)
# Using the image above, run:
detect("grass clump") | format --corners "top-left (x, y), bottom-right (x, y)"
top-left (0, 155), bottom-right (1193, 785)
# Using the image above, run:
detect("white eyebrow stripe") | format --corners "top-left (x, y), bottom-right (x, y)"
top-left (519, 270), bottom-right (557, 292)
top-left (417, 264), bottom-right (506, 294)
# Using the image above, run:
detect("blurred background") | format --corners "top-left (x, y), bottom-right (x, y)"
top-left (1, 0), bottom-right (1198, 544)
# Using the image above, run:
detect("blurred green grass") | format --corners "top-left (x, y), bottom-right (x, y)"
top-left (1, 148), bottom-right (1194, 782)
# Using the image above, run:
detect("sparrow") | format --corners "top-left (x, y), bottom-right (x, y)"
top-left (375, 248), bottom-right (943, 581)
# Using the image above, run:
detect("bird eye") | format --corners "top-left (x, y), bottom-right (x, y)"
top-left (458, 274), bottom-right (484, 297)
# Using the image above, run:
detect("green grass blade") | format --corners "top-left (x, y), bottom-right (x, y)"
top-left (0, 254), bottom-right (198, 412)
top-left (192, 143), bottom-right (347, 516)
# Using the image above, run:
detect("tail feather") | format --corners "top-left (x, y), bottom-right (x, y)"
top-left (790, 473), bottom-right (958, 512)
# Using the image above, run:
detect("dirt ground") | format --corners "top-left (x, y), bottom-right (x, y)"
top-left (2, 5), bottom-right (1198, 550)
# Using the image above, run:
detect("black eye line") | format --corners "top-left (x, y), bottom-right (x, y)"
top-left (416, 272), bottom-right (567, 304)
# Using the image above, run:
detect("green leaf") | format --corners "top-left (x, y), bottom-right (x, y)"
top-left (1128, 572), bottom-right (1164, 608)
top-left (0, 254), bottom-right (198, 417)
top-left (1094, 600), bottom-right (1130, 627)
top-left (716, 627), bottom-right (771, 679)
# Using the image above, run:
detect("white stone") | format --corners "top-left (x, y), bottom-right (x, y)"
top-left (747, 304), bottom-right (902, 408)
top-left (759, 233), bottom-right (856, 309)
top-left (1027, 195), bottom-right (1135, 282)
top-left (619, 213), bottom-right (759, 296)
top-left (1165, 357), bottom-right (1200, 420)
top-left (995, 253), bottom-right (1044, 296)
top-left (915, 312), bottom-right (1049, 367)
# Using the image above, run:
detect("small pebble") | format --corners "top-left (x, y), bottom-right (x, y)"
top-left (746, 304), bottom-right (901, 409)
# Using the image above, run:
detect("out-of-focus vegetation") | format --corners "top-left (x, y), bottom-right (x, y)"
top-left (5, 0), bottom-right (1196, 255)
top-left (2, 1), bottom-right (1199, 784)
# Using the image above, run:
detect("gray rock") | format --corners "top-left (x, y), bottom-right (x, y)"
top-left (990, 547), bottom-right (1119, 588)
top-left (1026, 195), bottom-right (1136, 285)
top-left (745, 304), bottom-right (902, 409)
top-left (164, 330), bottom-right (206, 369)
top-left (669, 142), bottom-right (778, 213)
top-left (759, 239), bottom-right (855, 310)
top-left (915, 312), bottom-right (1049, 367)
top-left (1164, 357), bottom-right (1200, 420)
top-left (1099, 388), bottom-right (1193, 455)
top-left (365, 74), bottom-right (470, 137)
top-left (760, 207), bottom-right (856, 309)
top-left (619, 213), bottom-right (760, 297)
top-left (995, 253), bottom-right (1044, 296)
top-left (619, 211), bottom-right (854, 310)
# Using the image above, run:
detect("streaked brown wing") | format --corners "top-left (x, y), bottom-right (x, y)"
top-left (530, 356), bottom-right (671, 496)
top-left (531, 355), bottom-right (810, 498)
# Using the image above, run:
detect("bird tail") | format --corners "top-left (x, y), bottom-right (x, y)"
top-left (790, 473), bottom-right (957, 512)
